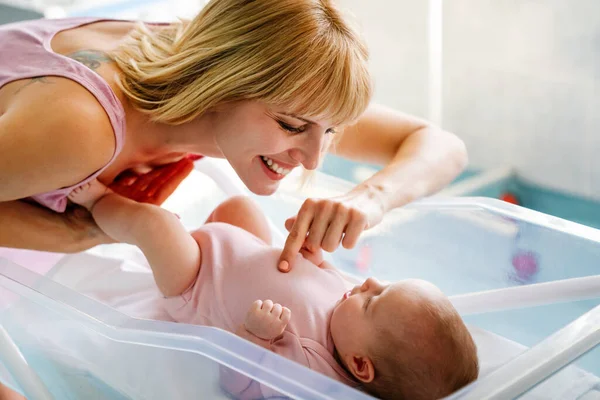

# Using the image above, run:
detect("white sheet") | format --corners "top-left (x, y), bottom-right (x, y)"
top-left (48, 249), bottom-right (170, 322)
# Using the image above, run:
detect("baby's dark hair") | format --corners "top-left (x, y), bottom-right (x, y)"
top-left (364, 298), bottom-right (479, 399)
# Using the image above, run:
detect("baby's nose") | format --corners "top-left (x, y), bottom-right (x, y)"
top-left (365, 277), bottom-right (384, 291)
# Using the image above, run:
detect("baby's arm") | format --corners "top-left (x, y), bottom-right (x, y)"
top-left (235, 300), bottom-right (291, 350)
top-left (69, 180), bottom-right (200, 297)
top-left (220, 301), bottom-right (290, 400)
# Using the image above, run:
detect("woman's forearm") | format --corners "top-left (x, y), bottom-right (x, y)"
top-left (355, 126), bottom-right (468, 211)
top-left (0, 200), bottom-right (107, 253)
top-left (335, 104), bottom-right (468, 211)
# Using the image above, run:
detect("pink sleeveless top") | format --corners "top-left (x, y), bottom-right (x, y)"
top-left (0, 17), bottom-right (126, 212)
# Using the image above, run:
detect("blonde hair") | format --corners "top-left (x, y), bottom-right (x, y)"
top-left (111, 0), bottom-right (372, 128)
top-left (365, 299), bottom-right (479, 400)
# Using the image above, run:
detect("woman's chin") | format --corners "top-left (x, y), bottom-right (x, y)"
top-left (239, 173), bottom-right (280, 195)
top-left (246, 181), bottom-right (280, 196)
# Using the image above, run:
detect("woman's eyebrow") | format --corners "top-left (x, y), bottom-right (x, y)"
top-left (280, 112), bottom-right (316, 125)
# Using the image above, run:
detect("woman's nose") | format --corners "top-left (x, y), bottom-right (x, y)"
top-left (289, 131), bottom-right (327, 170)
top-left (302, 151), bottom-right (321, 171)
top-left (288, 148), bottom-right (321, 171)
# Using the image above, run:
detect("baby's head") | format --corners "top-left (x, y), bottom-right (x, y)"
top-left (330, 278), bottom-right (479, 399)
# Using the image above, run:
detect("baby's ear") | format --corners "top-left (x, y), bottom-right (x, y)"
top-left (346, 355), bottom-right (375, 383)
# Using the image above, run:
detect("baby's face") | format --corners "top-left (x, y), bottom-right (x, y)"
top-left (330, 278), bottom-right (448, 362)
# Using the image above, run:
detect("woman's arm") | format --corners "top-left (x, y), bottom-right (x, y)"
top-left (0, 77), bottom-right (115, 202)
top-left (0, 160), bottom-right (194, 252)
top-left (0, 78), bottom-right (116, 251)
top-left (334, 103), bottom-right (468, 210)
top-left (0, 200), bottom-right (110, 253)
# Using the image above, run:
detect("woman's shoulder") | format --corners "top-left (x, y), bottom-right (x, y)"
top-left (0, 76), bottom-right (116, 199)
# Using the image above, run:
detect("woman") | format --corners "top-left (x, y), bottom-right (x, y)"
top-left (0, 0), bottom-right (467, 272)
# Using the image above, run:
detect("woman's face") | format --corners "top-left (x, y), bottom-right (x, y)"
top-left (213, 100), bottom-right (336, 195)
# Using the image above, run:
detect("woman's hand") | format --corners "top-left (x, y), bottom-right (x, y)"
top-left (109, 157), bottom-right (195, 205)
top-left (277, 185), bottom-right (386, 272)
top-left (299, 242), bottom-right (324, 266)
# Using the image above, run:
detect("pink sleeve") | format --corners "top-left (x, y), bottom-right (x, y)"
top-left (219, 333), bottom-right (342, 399)
top-left (219, 332), bottom-right (307, 399)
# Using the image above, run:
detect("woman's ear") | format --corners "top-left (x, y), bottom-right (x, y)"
top-left (345, 354), bottom-right (375, 383)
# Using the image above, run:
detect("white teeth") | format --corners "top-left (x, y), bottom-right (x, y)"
top-left (261, 156), bottom-right (292, 176)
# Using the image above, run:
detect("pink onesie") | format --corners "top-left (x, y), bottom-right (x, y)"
top-left (163, 223), bottom-right (359, 395)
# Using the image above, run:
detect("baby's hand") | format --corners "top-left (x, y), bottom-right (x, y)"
top-left (244, 300), bottom-right (291, 341)
top-left (68, 179), bottom-right (111, 211)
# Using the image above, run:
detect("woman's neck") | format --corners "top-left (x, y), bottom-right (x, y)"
top-left (125, 106), bottom-right (224, 159)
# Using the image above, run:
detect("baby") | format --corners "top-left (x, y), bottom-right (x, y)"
top-left (69, 180), bottom-right (479, 400)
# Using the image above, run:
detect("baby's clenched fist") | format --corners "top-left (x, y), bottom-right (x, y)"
top-left (244, 299), bottom-right (291, 341)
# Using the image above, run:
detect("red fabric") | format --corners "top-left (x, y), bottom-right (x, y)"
top-left (109, 155), bottom-right (200, 205)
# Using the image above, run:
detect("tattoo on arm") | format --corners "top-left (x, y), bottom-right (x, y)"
top-left (14, 76), bottom-right (54, 95)
top-left (67, 50), bottom-right (113, 71)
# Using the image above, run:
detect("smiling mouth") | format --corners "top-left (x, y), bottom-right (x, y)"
top-left (261, 156), bottom-right (292, 176)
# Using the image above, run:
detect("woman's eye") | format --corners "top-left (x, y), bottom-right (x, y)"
top-left (277, 121), bottom-right (305, 134)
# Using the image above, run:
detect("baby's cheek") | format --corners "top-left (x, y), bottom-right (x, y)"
top-left (332, 303), bottom-right (354, 332)
top-left (330, 307), bottom-right (344, 334)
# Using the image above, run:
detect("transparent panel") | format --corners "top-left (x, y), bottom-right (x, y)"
top-left (464, 299), bottom-right (600, 375)
top-left (466, 299), bottom-right (600, 386)
top-left (449, 301), bottom-right (600, 399)
top-left (517, 345), bottom-right (600, 400)
top-left (1, 161), bottom-right (600, 399)
top-left (258, 170), bottom-right (600, 296)
top-left (0, 261), bottom-right (373, 400)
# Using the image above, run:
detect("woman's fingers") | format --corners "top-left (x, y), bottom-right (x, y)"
top-left (279, 196), bottom-right (374, 272)
top-left (278, 201), bottom-right (316, 272)
top-left (284, 217), bottom-right (296, 232)
top-left (321, 204), bottom-right (349, 252)
top-left (342, 209), bottom-right (368, 249)
top-left (304, 201), bottom-right (333, 252)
